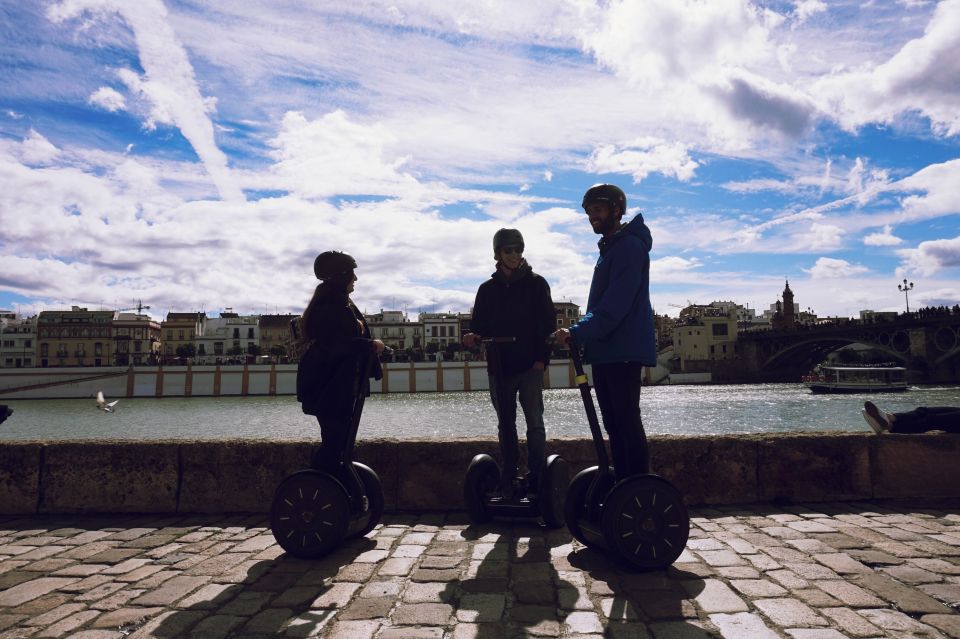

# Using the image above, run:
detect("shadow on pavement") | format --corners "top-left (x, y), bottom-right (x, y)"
top-left (133, 531), bottom-right (376, 638)
top-left (443, 520), bottom-right (576, 638)
top-left (567, 544), bottom-right (714, 638)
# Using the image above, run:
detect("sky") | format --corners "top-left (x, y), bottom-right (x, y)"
top-left (0, 0), bottom-right (958, 321)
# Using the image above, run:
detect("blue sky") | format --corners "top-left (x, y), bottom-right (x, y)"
top-left (0, 0), bottom-right (958, 320)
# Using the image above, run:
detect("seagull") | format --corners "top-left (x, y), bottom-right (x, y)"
top-left (96, 391), bottom-right (119, 413)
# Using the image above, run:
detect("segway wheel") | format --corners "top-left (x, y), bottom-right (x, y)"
top-left (600, 474), bottom-right (690, 571)
top-left (464, 454), bottom-right (500, 524)
top-left (538, 454), bottom-right (570, 528)
top-left (271, 470), bottom-right (350, 559)
top-left (351, 462), bottom-right (384, 538)
top-left (564, 466), bottom-right (606, 548)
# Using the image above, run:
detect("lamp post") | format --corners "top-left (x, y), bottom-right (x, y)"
top-left (898, 278), bottom-right (914, 314)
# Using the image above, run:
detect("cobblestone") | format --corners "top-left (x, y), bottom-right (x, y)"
top-left (1, 502), bottom-right (960, 637)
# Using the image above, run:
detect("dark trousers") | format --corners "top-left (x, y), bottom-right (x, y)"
top-left (592, 362), bottom-right (649, 479)
top-left (489, 368), bottom-right (547, 484)
top-left (314, 415), bottom-right (364, 510)
top-left (891, 407), bottom-right (960, 433)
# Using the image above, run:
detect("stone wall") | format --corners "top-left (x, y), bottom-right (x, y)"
top-left (2, 432), bottom-right (959, 514)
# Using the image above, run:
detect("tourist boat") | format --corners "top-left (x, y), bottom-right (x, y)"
top-left (802, 366), bottom-right (908, 394)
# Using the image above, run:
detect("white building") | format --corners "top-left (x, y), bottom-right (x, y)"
top-left (420, 312), bottom-right (461, 349)
top-left (195, 314), bottom-right (260, 364)
top-left (365, 310), bottom-right (422, 353)
top-left (0, 314), bottom-right (37, 368)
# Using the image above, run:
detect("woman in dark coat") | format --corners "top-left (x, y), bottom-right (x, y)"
top-left (297, 251), bottom-right (384, 470)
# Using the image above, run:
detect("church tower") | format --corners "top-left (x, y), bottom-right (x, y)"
top-left (782, 280), bottom-right (796, 329)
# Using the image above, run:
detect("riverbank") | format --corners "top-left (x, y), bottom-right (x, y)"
top-left (2, 432), bottom-right (959, 514)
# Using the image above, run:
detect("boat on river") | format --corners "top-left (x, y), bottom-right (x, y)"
top-left (802, 365), bottom-right (908, 394)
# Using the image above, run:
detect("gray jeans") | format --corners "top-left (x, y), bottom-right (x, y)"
top-left (488, 368), bottom-right (546, 482)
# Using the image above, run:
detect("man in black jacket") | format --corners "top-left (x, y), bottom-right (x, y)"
top-left (463, 228), bottom-right (556, 497)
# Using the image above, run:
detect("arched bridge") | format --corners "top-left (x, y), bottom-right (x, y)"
top-left (736, 314), bottom-right (960, 382)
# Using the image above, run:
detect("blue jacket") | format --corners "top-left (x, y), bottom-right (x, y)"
top-left (570, 213), bottom-right (656, 365)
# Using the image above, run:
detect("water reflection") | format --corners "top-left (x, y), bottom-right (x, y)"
top-left (2, 384), bottom-right (959, 441)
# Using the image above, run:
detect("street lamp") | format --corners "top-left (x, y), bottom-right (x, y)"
top-left (898, 278), bottom-right (914, 313)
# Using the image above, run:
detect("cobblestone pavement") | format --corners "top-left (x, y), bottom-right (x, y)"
top-left (1, 502), bottom-right (960, 638)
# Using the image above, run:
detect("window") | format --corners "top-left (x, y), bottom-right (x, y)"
top-left (24, 340), bottom-right (31, 347)
top-left (95, 343), bottom-right (102, 356)
top-left (134, 341), bottom-right (142, 352)
top-left (712, 323), bottom-right (728, 337)
top-left (178, 329), bottom-right (184, 339)
top-left (432, 326), bottom-right (438, 337)
top-left (2, 340), bottom-right (13, 347)
top-left (233, 328), bottom-right (240, 339)
top-left (248, 328), bottom-right (254, 339)
top-left (214, 342), bottom-right (223, 355)
top-left (41, 344), bottom-right (49, 357)
top-left (167, 330), bottom-right (173, 340)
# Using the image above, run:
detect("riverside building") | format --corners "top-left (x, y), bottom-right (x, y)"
top-left (37, 307), bottom-right (115, 367)
top-left (0, 313), bottom-right (37, 369)
top-left (112, 312), bottom-right (161, 366)
top-left (160, 312), bottom-right (206, 364)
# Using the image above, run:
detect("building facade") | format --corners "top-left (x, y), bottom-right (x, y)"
top-left (112, 313), bottom-right (161, 366)
top-left (195, 315), bottom-right (260, 364)
top-left (0, 315), bottom-right (37, 368)
top-left (37, 307), bottom-right (115, 367)
top-left (420, 312), bottom-right (461, 351)
top-left (365, 310), bottom-right (422, 355)
top-left (160, 312), bottom-right (206, 364)
top-left (672, 312), bottom-right (739, 373)
top-left (259, 314), bottom-right (299, 362)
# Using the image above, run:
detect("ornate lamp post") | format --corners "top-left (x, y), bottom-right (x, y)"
top-left (898, 278), bottom-right (914, 313)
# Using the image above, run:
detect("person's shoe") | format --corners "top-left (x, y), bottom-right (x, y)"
top-left (862, 401), bottom-right (891, 434)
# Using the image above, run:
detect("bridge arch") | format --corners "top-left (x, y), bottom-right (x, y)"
top-left (760, 335), bottom-right (908, 372)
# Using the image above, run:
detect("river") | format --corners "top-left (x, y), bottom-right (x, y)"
top-left (2, 383), bottom-right (959, 441)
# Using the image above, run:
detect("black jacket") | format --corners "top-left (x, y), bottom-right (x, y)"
top-left (470, 261), bottom-right (555, 376)
top-left (296, 296), bottom-right (382, 420)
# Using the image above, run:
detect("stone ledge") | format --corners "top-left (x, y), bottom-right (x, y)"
top-left (1, 432), bottom-right (958, 514)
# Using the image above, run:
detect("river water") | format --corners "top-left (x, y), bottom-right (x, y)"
top-left (2, 383), bottom-right (959, 441)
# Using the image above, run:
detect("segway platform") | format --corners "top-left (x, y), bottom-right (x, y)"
top-left (462, 337), bottom-right (569, 528)
top-left (271, 346), bottom-right (385, 559)
top-left (563, 339), bottom-right (690, 570)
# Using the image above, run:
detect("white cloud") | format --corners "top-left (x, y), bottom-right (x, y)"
top-left (17, 130), bottom-right (61, 165)
top-left (897, 236), bottom-right (960, 276)
top-left (801, 223), bottom-right (845, 251)
top-left (651, 256), bottom-right (703, 281)
top-left (863, 225), bottom-right (903, 246)
top-left (813, 0), bottom-right (960, 136)
top-left (587, 138), bottom-right (699, 183)
top-left (88, 86), bottom-right (126, 112)
top-left (48, 0), bottom-right (244, 202)
top-left (794, 0), bottom-right (828, 24)
top-left (266, 110), bottom-right (419, 199)
top-left (804, 257), bottom-right (869, 278)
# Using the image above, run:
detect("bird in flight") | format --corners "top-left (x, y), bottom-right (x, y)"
top-left (96, 391), bottom-right (119, 413)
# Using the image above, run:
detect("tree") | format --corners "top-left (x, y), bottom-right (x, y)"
top-left (176, 344), bottom-right (196, 359)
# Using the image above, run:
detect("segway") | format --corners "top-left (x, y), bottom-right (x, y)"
top-left (463, 337), bottom-right (569, 528)
top-left (564, 339), bottom-right (689, 570)
top-left (270, 348), bottom-right (386, 558)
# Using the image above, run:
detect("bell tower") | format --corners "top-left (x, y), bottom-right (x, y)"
top-left (782, 280), bottom-right (796, 329)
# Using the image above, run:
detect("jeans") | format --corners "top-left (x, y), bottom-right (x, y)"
top-left (591, 361), bottom-right (650, 479)
top-left (488, 368), bottom-right (546, 483)
top-left (891, 407), bottom-right (960, 433)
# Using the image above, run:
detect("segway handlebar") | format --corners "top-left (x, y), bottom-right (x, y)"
top-left (567, 336), bottom-right (611, 471)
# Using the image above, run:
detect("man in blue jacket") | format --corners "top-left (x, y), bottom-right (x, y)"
top-left (554, 183), bottom-right (655, 479)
